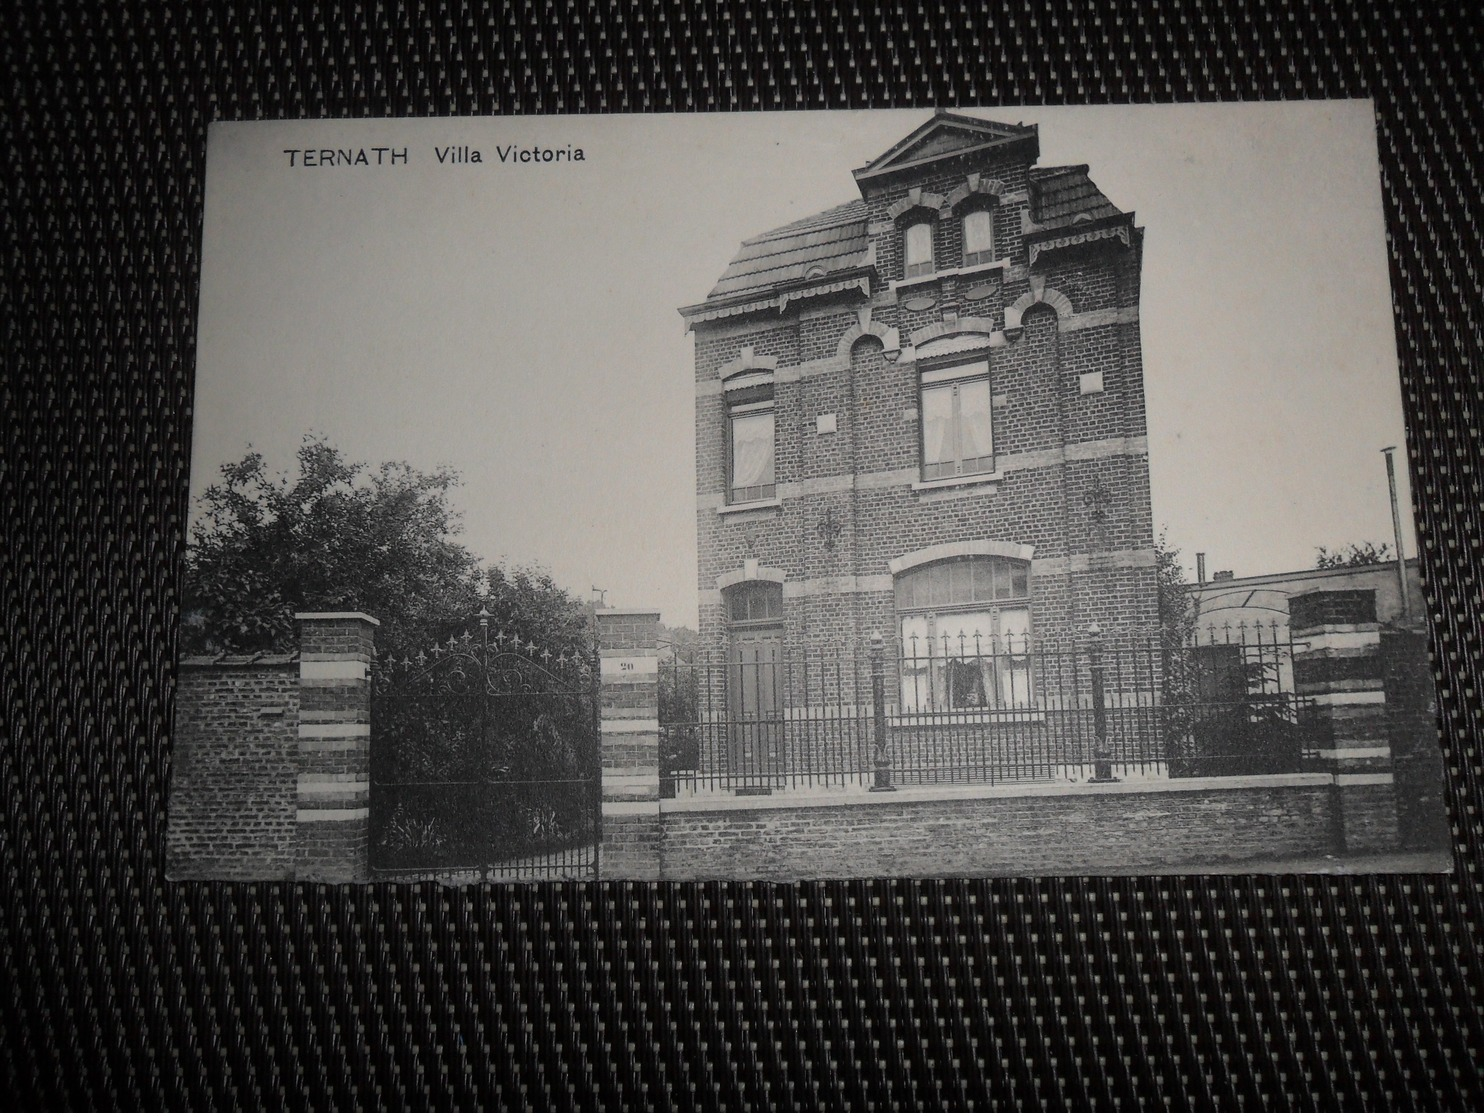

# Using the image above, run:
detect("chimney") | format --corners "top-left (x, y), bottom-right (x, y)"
top-left (1212, 570), bottom-right (1234, 582)
top-left (1196, 552), bottom-right (1207, 585)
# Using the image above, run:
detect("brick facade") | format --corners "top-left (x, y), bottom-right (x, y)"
top-left (683, 111), bottom-right (1156, 662)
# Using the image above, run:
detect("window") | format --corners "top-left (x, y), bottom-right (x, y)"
top-left (896, 555), bottom-right (1032, 712)
top-left (920, 360), bottom-right (994, 481)
top-left (727, 386), bottom-right (775, 504)
top-left (727, 581), bottom-right (783, 625)
top-left (961, 208), bottom-right (995, 267)
top-left (903, 221), bottom-right (934, 278)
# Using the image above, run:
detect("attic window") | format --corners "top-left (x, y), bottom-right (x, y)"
top-left (961, 208), bottom-right (995, 267)
top-left (904, 221), bottom-right (934, 278)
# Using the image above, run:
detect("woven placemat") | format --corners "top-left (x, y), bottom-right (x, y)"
top-left (3, 2), bottom-right (1480, 1108)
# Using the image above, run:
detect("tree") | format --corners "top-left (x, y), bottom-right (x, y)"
top-left (1154, 532), bottom-right (1197, 651)
top-left (1314, 541), bottom-right (1394, 568)
top-left (181, 436), bottom-right (589, 660)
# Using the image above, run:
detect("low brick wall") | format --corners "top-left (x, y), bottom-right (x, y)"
top-left (166, 658), bottom-right (300, 879)
top-left (651, 775), bottom-right (1339, 880)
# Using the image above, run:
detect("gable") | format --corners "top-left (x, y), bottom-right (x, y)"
top-left (855, 111), bottom-right (1037, 182)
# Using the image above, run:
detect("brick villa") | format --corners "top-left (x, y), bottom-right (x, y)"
top-left (682, 111), bottom-right (1157, 684)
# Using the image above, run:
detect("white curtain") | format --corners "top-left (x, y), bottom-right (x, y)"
top-left (958, 381), bottom-right (993, 460)
top-left (963, 209), bottom-right (993, 255)
top-left (731, 412), bottom-right (774, 489)
top-left (997, 607), bottom-right (1032, 707)
top-left (921, 386), bottom-right (953, 464)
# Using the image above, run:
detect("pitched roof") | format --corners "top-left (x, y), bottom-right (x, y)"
top-left (1029, 165), bottom-right (1124, 228)
top-left (707, 198), bottom-right (869, 300)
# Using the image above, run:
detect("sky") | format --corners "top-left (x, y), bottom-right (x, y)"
top-left (191, 102), bottom-right (1414, 629)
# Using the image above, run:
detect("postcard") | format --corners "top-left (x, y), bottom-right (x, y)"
top-left (166, 104), bottom-right (1450, 882)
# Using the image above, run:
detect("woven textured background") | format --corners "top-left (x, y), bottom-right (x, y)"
top-left (3, 1), bottom-right (1481, 1108)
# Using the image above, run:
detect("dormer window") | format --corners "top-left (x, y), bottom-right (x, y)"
top-left (961, 208), bottom-right (995, 267)
top-left (904, 221), bottom-right (935, 278)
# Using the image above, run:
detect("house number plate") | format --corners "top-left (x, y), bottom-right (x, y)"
top-left (600, 655), bottom-right (658, 679)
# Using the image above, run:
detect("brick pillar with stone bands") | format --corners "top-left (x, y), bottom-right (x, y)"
top-left (294, 611), bottom-right (379, 881)
top-left (596, 607), bottom-right (663, 878)
top-left (1290, 589), bottom-right (1399, 854)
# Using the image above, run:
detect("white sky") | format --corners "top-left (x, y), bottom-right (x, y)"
top-left (192, 103), bottom-right (1414, 629)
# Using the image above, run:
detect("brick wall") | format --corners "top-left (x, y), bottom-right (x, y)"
top-left (692, 121), bottom-right (1155, 660)
top-left (653, 778), bottom-right (1338, 880)
top-left (167, 612), bottom-right (378, 882)
top-left (166, 658), bottom-right (300, 879)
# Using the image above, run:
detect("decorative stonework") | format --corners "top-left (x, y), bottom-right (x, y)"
top-left (835, 306), bottom-right (901, 359)
top-left (886, 187), bottom-right (946, 222)
top-left (716, 562), bottom-right (787, 591)
top-left (889, 539), bottom-right (1037, 575)
top-left (718, 345), bottom-right (778, 381)
top-left (947, 174), bottom-right (1009, 210)
top-left (1003, 285), bottom-right (1075, 334)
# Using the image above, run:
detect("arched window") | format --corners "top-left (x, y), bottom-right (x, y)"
top-left (895, 555), bottom-right (1032, 711)
top-left (726, 581), bottom-right (783, 626)
top-left (960, 206), bottom-right (995, 267)
top-left (903, 220), bottom-right (935, 278)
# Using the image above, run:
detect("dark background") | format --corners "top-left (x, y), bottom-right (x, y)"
top-left (3, 2), bottom-right (1480, 1108)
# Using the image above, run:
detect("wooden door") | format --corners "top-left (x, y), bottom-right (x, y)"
top-left (729, 627), bottom-right (784, 788)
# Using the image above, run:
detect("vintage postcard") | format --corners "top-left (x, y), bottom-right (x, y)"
top-left (167, 104), bottom-right (1450, 882)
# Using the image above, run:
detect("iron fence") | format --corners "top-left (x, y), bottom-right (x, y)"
top-left (659, 624), bottom-right (1320, 795)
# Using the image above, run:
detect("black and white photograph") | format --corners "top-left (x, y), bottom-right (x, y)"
top-left (166, 103), bottom-right (1450, 883)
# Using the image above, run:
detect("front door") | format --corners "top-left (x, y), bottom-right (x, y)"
top-left (729, 626), bottom-right (784, 789)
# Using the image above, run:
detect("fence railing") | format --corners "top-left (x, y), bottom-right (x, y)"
top-left (659, 625), bottom-right (1320, 796)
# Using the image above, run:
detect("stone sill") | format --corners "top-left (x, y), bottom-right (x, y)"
top-left (716, 497), bottom-right (782, 517)
top-left (889, 258), bottom-right (1011, 294)
top-left (910, 471), bottom-right (1002, 495)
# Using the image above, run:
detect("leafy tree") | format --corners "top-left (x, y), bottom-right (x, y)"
top-left (181, 435), bottom-right (589, 661)
top-left (1315, 541), bottom-right (1394, 568)
top-left (1154, 533), bottom-right (1198, 651)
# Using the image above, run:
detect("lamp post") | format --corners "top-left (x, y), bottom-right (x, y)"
top-left (1087, 622), bottom-right (1118, 783)
top-left (869, 630), bottom-right (896, 792)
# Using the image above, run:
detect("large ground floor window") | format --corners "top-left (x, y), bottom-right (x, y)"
top-left (896, 554), bottom-right (1032, 712)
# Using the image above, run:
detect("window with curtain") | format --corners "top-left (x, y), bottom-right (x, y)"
top-left (728, 393), bottom-right (775, 504)
top-left (961, 207), bottom-right (995, 267)
top-left (904, 220), bottom-right (934, 278)
top-left (895, 555), bottom-right (1032, 712)
top-left (920, 360), bottom-right (994, 481)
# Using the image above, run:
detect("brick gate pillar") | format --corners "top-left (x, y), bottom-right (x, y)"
top-left (294, 611), bottom-right (379, 882)
top-left (595, 607), bottom-right (662, 878)
top-left (1290, 589), bottom-right (1399, 854)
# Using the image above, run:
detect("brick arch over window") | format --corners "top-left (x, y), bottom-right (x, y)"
top-left (886, 188), bottom-right (946, 223)
top-left (907, 316), bottom-right (1000, 352)
top-left (889, 540), bottom-right (1036, 576)
top-left (946, 175), bottom-right (1009, 211)
top-left (836, 312), bottom-right (900, 359)
top-left (716, 564), bottom-right (786, 592)
top-left (1004, 286), bottom-right (1074, 334)
top-left (718, 345), bottom-right (779, 384)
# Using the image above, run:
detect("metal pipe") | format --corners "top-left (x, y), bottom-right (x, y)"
top-left (1381, 446), bottom-right (1412, 619)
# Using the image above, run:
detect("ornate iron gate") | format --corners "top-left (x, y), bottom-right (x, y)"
top-left (370, 611), bottom-right (600, 879)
